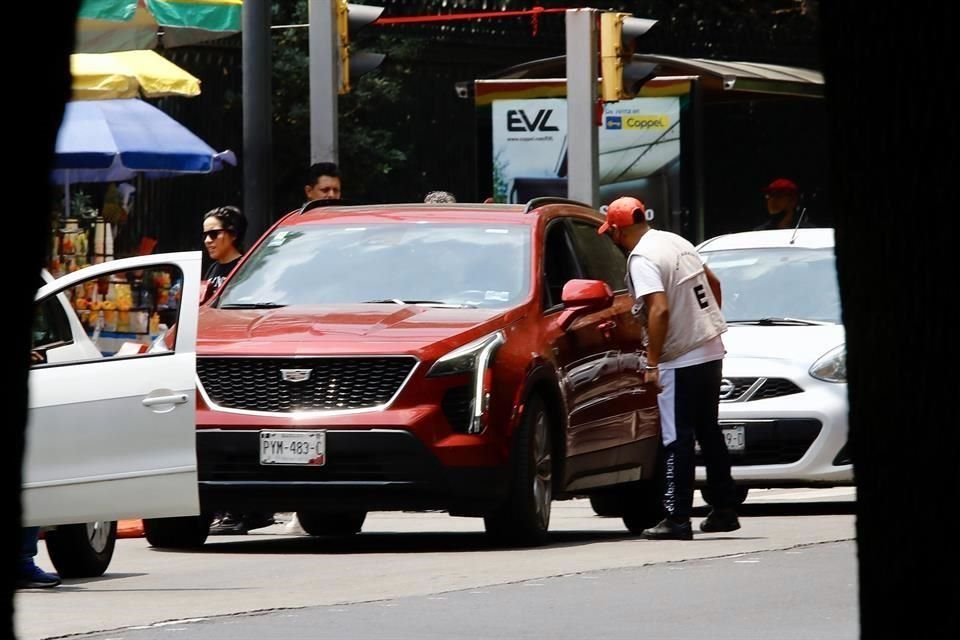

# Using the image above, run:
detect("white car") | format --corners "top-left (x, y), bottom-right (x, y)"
top-left (696, 228), bottom-right (850, 504)
top-left (24, 252), bottom-right (202, 577)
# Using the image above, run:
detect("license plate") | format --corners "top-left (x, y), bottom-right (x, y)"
top-left (259, 431), bottom-right (326, 466)
top-left (696, 425), bottom-right (745, 453)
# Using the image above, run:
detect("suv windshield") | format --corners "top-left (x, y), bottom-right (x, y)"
top-left (217, 222), bottom-right (532, 309)
top-left (703, 247), bottom-right (841, 324)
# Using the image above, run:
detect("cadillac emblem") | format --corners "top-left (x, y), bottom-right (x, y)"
top-left (280, 369), bottom-right (312, 383)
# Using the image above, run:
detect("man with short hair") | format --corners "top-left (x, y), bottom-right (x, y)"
top-left (600, 196), bottom-right (741, 539)
top-left (755, 177), bottom-right (812, 230)
top-left (304, 162), bottom-right (342, 201)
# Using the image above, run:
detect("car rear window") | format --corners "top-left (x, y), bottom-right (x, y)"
top-left (217, 222), bottom-right (532, 309)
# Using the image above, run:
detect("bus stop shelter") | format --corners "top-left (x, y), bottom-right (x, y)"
top-left (471, 54), bottom-right (825, 241)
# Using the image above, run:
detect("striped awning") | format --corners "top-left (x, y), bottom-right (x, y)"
top-left (76, 0), bottom-right (242, 53)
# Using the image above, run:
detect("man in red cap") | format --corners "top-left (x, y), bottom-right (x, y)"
top-left (756, 178), bottom-right (811, 230)
top-left (600, 196), bottom-right (741, 539)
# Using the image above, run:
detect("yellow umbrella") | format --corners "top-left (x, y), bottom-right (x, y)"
top-left (71, 50), bottom-right (201, 100)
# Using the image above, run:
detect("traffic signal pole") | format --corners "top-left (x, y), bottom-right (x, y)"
top-left (309, 0), bottom-right (340, 164)
top-left (242, 0), bottom-right (273, 237)
top-left (565, 9), bottom-right (600, 208)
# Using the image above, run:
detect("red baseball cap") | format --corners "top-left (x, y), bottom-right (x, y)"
top-left (762, 178), bottom-right (799, 194)
top-left (598, 197), bottom-right (646, 235)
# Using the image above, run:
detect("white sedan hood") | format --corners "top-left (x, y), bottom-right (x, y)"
top-left (722, 324), bottom-right (845, 368)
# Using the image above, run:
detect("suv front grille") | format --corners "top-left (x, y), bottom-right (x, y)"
top-left (198, 357), bottom-right (416, 413)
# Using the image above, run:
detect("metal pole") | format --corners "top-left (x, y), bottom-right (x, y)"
top-left (691, 78), bottom-right (705, 243)
top-left (565, 9), bottom-right (599, 207)
top-left (309, 0), bottom-right (340, 164)
top-left (243, 0), bottom-right (273, 237)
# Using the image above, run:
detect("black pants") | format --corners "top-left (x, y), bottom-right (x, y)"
top-left (658, 359), bottom-right (737, 520)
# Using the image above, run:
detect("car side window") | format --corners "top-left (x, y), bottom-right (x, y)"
top-left (32, 295), bottom-right (72, 351)
top-left (32, 265), bottom-right (185, 366)
top-left (569, 220), bottom-right (628, 292)
top-left (542, 221), bottom-right (583, 310)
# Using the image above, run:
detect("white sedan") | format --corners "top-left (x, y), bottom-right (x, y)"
top-left (24, 252), bottom-right (202, 577)
top-left (696, 228), bottom-right (850, 504)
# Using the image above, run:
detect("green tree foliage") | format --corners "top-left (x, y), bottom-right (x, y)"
top-left (271, 2), bottom-right (423, 213)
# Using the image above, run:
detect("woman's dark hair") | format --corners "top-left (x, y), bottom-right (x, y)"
top-left (203, 205), bottom-right (247, 252)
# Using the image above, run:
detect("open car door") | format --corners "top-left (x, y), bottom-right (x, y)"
top-left (24, 251), bottom-right (202, 526)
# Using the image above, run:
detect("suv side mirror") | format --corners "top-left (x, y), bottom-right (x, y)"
top-left (558, 279), bottom-right (614, 331)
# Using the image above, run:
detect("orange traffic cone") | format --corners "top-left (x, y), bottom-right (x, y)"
top-left (117, 519), bottom-right (144, 538)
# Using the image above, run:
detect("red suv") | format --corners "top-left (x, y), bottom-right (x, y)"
top-left (148, 198), bottom-right (661, 547)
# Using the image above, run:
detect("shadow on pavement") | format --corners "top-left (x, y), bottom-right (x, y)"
top-left (144, 500), bottom-right (853, 556)
top-left (157, 528), bottom-right (638, 556)
top-left (693, 501), bottom-right (856, 517)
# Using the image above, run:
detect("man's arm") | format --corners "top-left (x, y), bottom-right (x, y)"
top-left (642, 291), bottom-right (670, 367)
top-left (704, 265), bottom-right (722, 309)
top-left (629, 255), bottom-right (668, 391)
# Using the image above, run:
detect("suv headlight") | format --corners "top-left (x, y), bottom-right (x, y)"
top-left (427, 331), bottom-right (506, 378)
top-left (427, 331), bottom-right (506, 434)
top-left (810, 345), bottom-right (846, 382)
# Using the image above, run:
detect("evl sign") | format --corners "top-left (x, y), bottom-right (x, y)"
top-left (506, 109), bottom-right (560, 132)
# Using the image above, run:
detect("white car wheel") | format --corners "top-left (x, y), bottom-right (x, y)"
top-left (45, 520), bottom-right (117, 578)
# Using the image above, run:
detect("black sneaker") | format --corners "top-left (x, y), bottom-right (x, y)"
top-left (209, 514), bottom-right (248, 535)
top-left (699, 508), bottom-right (741, 533)
top-left (641, 517), bottom-right (693, 540)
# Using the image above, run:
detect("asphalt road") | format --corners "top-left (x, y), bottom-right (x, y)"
top-left (15, 488), bottom-right (857, 640)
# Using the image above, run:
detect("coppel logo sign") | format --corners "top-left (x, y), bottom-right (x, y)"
top-left (605, 114), bottom-right (670, 130)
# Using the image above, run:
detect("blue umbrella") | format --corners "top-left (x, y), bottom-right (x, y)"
top-left (52, 98), bottom-right (236, 184)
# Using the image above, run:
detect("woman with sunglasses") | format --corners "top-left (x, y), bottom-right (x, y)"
top-left (202, 205), bottom-right (247, 293)
top-left (200, 206), bottom-right (273, 535)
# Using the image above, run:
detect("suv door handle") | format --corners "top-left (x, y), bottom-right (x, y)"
top-left (598, 320), bottom-right (617, 332)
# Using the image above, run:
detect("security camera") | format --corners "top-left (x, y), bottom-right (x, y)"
top-left (454, 81), bottom-right (472, 99)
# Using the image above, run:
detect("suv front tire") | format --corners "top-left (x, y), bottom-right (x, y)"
top-left (484, 395), bottom-right (553, 546)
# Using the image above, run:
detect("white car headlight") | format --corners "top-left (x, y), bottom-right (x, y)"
top-left (427, 331), bottom-right (506, 434)
top-left (810, 345), bottom-right (846, 382)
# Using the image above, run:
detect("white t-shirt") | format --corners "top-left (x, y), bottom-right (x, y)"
top-left (629, 255), bottom-right (725, 369)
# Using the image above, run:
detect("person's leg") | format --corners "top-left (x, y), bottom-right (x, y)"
top-left (693, 359), bottom-right (737, 506)
top-left (642, 368), bottom-right (694, 539)
top-left (668, 365), bottom-right (698, 521)
top-left (690, 359), bottom-right (740, 532)
top-left (21, 526), bottom-right (39, 562)
top-left (18, 527), bottom-right (60, 589)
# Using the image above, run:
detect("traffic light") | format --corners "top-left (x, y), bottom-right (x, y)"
top-left (599, 12), bottom-right (658, 102)
top-left (338, 2), bottom-right (386, 94)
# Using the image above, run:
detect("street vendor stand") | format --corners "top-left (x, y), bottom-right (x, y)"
top-left (49, 97), bottom-right (235, 354)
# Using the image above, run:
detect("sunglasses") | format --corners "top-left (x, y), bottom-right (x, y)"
top-left (203, 229), bottom-right (227, 241)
